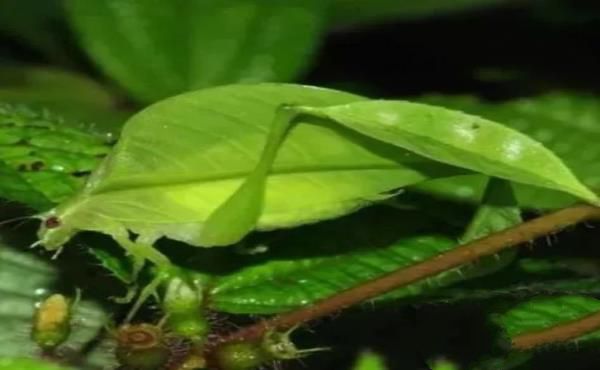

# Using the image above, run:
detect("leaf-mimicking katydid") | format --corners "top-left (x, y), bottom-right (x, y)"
top-left (33, 83), bottom-right (598, 317)
top-left (34, 84), bottom-right (431, 260)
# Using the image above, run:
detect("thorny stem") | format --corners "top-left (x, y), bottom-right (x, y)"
top-left (512, 309), bottom-right (600, 350)
top-left (216, 204), bottom-right (600, 346)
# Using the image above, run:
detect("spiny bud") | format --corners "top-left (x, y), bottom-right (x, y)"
top-left (215, 341), bottom-right (266, 370)
top-left (115, 323), bottom-right (172, 370)
top-left (115, 322), bottom-right (202, 370)
top-left (31, 293), bottom-right (72, 350)
top-left (215, 326), bottom-right (329, 370)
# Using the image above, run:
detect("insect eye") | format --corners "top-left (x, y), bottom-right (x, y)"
top-left (44, 216), bottom-right (61, 229)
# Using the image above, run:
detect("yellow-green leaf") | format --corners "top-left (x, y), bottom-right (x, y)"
top-left (37, 84), bottom-right (460, 251)
top-left (299, 100), bottom-right (598, 205)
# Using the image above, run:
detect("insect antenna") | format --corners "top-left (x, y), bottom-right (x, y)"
top-left (0, 214), bottom-right (37, 228)
top-left (11, 218), bottom-right (38, 231)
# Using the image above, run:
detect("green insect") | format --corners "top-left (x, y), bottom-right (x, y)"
top-left (33, 83), bottom-right (598, 316)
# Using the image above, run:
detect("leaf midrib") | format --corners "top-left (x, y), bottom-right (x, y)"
top-left (340, 114), bottom-right (594, 201)
top-left (92, 160), bottom-right (440, 195)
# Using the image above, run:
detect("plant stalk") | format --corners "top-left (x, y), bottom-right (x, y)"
top-left (512, 309), bottom-right (600, 350)
top-left (216, 204), bottom-right (600, 345)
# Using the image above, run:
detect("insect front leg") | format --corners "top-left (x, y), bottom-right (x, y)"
top-left (113, 233), bottom-right (171, 272)
top-left (112, 233), bottom-right (173, 322)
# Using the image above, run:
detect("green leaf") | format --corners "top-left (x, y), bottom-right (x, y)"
top-left (298, 100), bottom-right (598, 205)
top-left (460, 179), bottom-right (521, 243)
top-left (0, 66), bottom-right (129, 135)
top-left (415, 92), bottom-right (600, 208)
top-left (0, 238), bottom-right (115, 369)
top-left (206, 179), bottom-right (522, 314)
top-left (65, 0), bottom-right (329, 102)
top-left (518, 257), bottom-right (600, 277)
top-left (0, 358), bottom-right (74, 370)
top-left (422, 278), bottom-right (600, 304)
top-left (210, 237), bottom-right (461, 313)
top-left (208, 207), bottom-right (465, 314)
top-left (351, 351), bottom-right (388, 370)
top-left (493, 296), bottom-right (600, 347)
top-left (455, 178), bottom-right (521, 280)
top-left (415, 255), bottom-right (600, 305)
top-left (0, 161), bottom-right (52, 210)
top-left (333, 0), bottom-right (507, 26)
top-left (88, 247), bottom-right (134, 283)
top-left (0, 103), bottom-right (112, 207)
top-left (41, 83), bottom-right (460, 250)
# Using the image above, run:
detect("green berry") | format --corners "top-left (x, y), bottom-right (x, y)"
top-left (215, 342), bottom-right (268, 370)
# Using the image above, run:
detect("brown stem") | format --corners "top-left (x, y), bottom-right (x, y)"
top-left (216, 204), bottom-right (600, 345)
top-left (512, 310), bottom-right (600, 350)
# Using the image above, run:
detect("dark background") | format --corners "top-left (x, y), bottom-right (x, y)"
top-left (3, 1), bottom-right (600, 369)
top-left (302, 2), bottom-right (600, 369)
top-left (307, 1), bottom-right (600, 99)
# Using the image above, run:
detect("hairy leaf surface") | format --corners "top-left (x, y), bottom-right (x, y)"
top-left (423, 278), bottom-right (600, 304)
top-left (0, 161), bottom-right (51, 210)
top-left (207, 207), bottom-right (463, 314)
top-left (210, 235), bottom-right (458, 314)
top-left (205, 177), bottom-right (520, 314)
top-left (493, 295), bottom-right (600, 347)
top-left (418, 254), bottom-right (600, 304)
top-left (205, 180), bottom-right (518, 314)
top-left (0, 104), bottom-right (112, 207)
